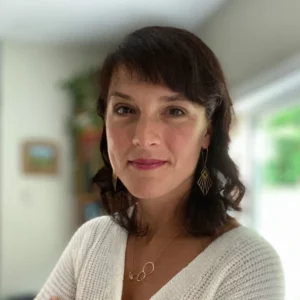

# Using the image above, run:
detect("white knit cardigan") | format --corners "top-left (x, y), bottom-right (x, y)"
top-left (35, 216), bottom-right (285, 300)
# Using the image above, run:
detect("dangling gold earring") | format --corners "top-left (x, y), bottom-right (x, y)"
top-left (197, 148), bottom-right (212, 195)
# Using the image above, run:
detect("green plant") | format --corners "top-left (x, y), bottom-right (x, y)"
top-left (61, 68), bottom-right (99, 113)
top-left (263, 105), bottom-right (300, 186)
top-left (61, 68), bottom-right (103, 130)
top-left (61, 68), bottom-right (104, 197)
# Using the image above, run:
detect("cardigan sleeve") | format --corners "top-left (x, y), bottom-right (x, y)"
top-left (215, 237), bottom-right (285, 300)
top-left (34, 217), bottom-right (104, 300)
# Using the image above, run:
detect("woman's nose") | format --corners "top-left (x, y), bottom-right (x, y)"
top-left (132, 118), bottom-right (161, 148)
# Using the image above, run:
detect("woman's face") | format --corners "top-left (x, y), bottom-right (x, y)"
top-left (106, 68), bottom-right (210, 200)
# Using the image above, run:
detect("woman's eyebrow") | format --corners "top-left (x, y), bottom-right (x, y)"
top-left (109, 91), bottom-right (188, 103)
top-left (159, 93), bottom-right (187, 102)
top-left (108, 91), bottom-right (134, 101)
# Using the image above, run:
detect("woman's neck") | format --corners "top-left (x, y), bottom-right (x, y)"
top-left (134, 177), bottom-right (192, 242)
top-left (135, 201), bottom-right (182, 239)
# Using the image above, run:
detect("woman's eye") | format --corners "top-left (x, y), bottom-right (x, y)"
top-left (166, 108), bottom-right (185, 117)
top-left (115, 106), bottom-right (134, 115)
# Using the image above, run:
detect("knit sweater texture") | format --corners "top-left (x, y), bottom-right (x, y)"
top-left (35, 215), bottom-right (285, 299)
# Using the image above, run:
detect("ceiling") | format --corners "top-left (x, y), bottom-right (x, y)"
top-left (0, 0), bottom-right (226, 45)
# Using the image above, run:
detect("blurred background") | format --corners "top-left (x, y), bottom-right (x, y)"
top-left (0, 0), bottom-right (299, 299)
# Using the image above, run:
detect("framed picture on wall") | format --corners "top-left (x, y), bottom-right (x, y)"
top-left (22, 140), bottom-right (59, 175)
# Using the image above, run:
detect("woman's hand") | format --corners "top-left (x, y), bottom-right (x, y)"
top-left (50, 298), bottom-right (60, 300)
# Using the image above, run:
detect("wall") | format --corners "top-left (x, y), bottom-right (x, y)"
top-left (0, 42), bottom-right (105, 298)
top-left (199, 0), bottom-right (300, 88)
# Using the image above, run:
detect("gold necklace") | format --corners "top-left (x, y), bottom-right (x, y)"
top-left (128, 230), bottom-right (181, 282)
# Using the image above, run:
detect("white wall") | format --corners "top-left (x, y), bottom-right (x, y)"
top-left (0, 42), bottom-right (104, 298)
top-left (199, 0), bottom-right (300, 88)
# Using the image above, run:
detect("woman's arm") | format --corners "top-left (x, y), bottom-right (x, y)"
top-left (34, 218), bottom-right (102, 300)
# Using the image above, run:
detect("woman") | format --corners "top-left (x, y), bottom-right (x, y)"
top-left (36, 26), bottom-right (284, 300)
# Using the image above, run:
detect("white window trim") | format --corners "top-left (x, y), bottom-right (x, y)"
top-left (230, 52), bottom-right (300, 228)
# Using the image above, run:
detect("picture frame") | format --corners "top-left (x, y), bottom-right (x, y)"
top-left (22, 140), bottom-right (59, 175)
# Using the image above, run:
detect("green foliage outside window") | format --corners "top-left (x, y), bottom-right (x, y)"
top-left (263, 105), bottom-right (300, 186)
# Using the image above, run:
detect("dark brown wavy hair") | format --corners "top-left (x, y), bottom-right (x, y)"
top-left (93, 26), bottom-right (245, 236)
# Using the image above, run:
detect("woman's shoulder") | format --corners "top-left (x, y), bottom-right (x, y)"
top-left (216, 225), bottom-right (284, 285)
top-left (210, 226), bottom-right (285, 298)
top-left (69, 215), bottom-right (118, 263)
top-left (225, 226), bottom-right (281, 259)
top-left (66, 215), bottom-right (116, 255)
top-left (216, 225), bottom-right (282, 265)
top-left (75, 215), bottom-right (115, 242)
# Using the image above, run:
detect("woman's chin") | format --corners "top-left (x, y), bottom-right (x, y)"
top-left (127, 185), bottom-right (165, 200)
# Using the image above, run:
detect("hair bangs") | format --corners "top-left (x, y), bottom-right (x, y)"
top-left (99, 28), bottom-right (215, 110)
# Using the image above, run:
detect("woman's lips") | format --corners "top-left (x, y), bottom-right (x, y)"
top-left (129, 159), bottom-right (166, 170)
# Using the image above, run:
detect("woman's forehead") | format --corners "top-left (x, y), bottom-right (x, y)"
top-left (108, 65), bottom-right (203, 110)
top-left (109, 64), bottom-right (167, 88)
top-left (108, 81), bottom-right (186, 104)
